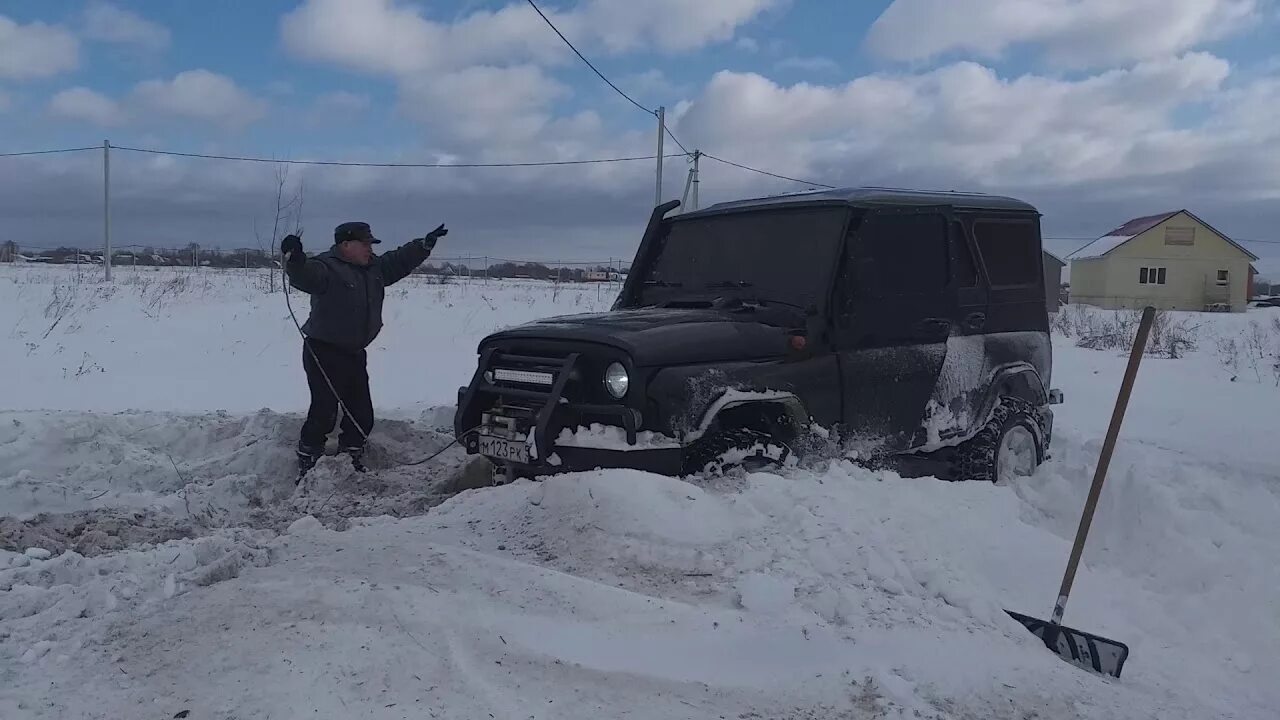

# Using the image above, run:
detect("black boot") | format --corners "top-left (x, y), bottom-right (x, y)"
top-left (342, 446), bottom-right (367, 473)
top-left (296, 448), bottom-right (320, 482)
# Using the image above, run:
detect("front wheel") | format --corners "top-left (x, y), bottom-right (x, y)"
top-left (682, 427), bottom-right (791, 476)
top-left (954, 396), bottom-right (1045, 483)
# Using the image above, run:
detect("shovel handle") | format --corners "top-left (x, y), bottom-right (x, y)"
top-left (1051, 305), bottom-right (1155, 625)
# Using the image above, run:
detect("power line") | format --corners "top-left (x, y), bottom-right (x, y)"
top-left (702, 153), bottom-right (835, 189)
top-left (665, 126), bottom-right (696, 156)
top-left (0, 146), bottom-right (100, 158)
top-left (113, 144), bottom-right (683, 168)
top-left (524, 0), bottom-right (654, 117)
top-left (523, 0), bottom-right (858, 191)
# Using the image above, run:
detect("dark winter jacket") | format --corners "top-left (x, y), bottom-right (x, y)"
top-left (285, 240), bottom-right (432, 351)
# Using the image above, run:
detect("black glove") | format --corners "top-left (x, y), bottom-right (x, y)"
top-left (281, 234), bottom-right (303, 260)
top-left (419, 223), bottom-right (447, 250)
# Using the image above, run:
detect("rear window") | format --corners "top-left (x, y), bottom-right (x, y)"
top-left (973, 219), bottom-right (1039, 286)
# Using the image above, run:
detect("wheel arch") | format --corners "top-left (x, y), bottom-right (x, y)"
top-left (975, 362), bottom-right (1048, 425)
top-left (686, 390), bottom-right (811, 444)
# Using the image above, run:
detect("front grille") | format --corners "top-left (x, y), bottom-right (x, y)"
top-left (458, 340), bottom-right (646, 462)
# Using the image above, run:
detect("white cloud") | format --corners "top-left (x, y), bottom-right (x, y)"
top-left (775, 56), bottom-right (840, 73)
top-left (674, 52), bottom-right (1234, 191)
top-left (132, 70), bottom-right (267, 128)
top-left (0, 15), bottom-right (79, 80)
top-left (82, 2), bottom-right (170, 52)
top-left (280, 0), bottom-right (776, 76)
top-left (307, 90), bottom-right (373, 126)
top-left (735, 37), bottom-right (760, 53)
top-left (279, 0), bottom-right (559, 76)
top-left (49, 87), bottom-right (125, 126)
top-left (618, 69), bottom-right (689, 102)
top-left (278, 0), bottom-right (775, 155)
top-left (42, 73), bottom-right (266, 129)
top-left (315, 90), bottom-right (371, 114)
top-left (866, 0), bottom-right (1258, 68)
top-left (399, 65), bottom-right (570, 146)
top-left (578, 0), bottom-right (780, 54)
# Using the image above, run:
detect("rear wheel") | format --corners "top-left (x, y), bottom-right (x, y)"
top-left (954, 396), bottom-right (1044, 483)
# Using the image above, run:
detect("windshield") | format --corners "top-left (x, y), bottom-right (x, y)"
top-left (636, 206), bottom-right (847, 309)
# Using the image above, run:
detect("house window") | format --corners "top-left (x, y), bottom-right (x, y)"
top-left (1216, 269), bottom-right (1229, 286)
top-left (1139, 267), bottom-right (1167, 285)
top-left (1164, 227), bottom-right (1195, 246)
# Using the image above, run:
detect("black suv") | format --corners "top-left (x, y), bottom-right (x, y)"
top-left (454, 187), bottom-right (1061, 482)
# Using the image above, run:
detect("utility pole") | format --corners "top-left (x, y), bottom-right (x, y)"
top-left (655, 106), bottom-right (665, 207)
top-left (103, 139), bottom-right (112, 282)
top-left (691, 150), bottom-right (701, 211)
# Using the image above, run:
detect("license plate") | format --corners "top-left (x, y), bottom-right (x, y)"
top-left (478, 434), bottom-right (530, 464)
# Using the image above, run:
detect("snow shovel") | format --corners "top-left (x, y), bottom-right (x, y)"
top-left (1005, 304), bottom-right (1156, 679)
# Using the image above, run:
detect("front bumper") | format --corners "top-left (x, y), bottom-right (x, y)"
top-left (454, 346), bottom-right (681, 476)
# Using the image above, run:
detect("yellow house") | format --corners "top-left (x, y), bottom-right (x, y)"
top-left (1068, 210), bottom-right (1259, 312)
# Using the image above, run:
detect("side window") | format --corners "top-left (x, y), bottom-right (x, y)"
top-left (855, 212), bottom-right (949, 296)
top-left (972, 219), bottom-right (1039, 287)
top-left (950, 221), bottom-right (978, 288)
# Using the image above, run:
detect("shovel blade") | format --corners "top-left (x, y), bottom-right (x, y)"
top-left (1006, 610), bottom-right (1129, 678)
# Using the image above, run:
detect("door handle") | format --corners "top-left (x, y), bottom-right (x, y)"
top-left (963, 312), bottom-right (986, 330)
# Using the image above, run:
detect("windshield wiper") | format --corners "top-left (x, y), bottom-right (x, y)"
top-left (643, 280), bottom-right (683, 287)
top-left (704, 280), bottom-right (754, 289)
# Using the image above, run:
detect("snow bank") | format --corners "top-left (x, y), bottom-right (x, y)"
top-left (8, 455), bottom-right (1274, 718)
top-left (0, 407), bottom-right (471, 527)
top-left (3, 262), bottom-right (1279, 719)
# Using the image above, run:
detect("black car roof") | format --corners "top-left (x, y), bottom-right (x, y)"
top-left (676, 186), bottom-right (1039, 219)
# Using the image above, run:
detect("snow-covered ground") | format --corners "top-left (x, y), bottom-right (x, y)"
top-left (2, 263), bottom-right (1278, 719)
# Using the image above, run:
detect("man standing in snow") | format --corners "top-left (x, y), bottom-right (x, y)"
top-left (281, 220), bottom-right (448, 478)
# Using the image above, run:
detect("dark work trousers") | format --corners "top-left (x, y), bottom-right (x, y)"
top-left (299, 338), bottom-right (374, 455)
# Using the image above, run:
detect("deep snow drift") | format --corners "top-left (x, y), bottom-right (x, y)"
top-left (2, 264), bottom-right (1279, 719)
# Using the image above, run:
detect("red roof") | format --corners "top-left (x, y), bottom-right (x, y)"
top-left (1070, 209), bottom-right (1260, 262)
top-left (1100, 211), bottom-right (1181, 239)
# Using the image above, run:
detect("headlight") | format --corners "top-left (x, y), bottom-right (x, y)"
top-left (604, 362), bottom-right (629, 399)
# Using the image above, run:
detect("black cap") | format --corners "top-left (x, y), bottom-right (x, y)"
top-left (334, 221), bottom-right (380, 244)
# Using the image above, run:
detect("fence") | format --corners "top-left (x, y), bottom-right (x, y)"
top-left (1, 241), bottom-right (631, 279)
top-left (0, 242), bottom-right (632, 288)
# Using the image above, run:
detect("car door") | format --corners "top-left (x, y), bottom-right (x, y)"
top-left (966, 211), bottom-right (1053, 397)
top-left (831, 207), bottom-right (956, 455)
top-left (919, 217), bottom-right (993, 443)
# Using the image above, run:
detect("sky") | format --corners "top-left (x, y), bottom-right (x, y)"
top-left (1, 0), bottom-right (1278, 276)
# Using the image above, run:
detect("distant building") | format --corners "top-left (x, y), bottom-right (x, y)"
top-left (1042, 249), bottom-right (1065, 313)
top-left (1068, 210), bottom-right (1258, 312)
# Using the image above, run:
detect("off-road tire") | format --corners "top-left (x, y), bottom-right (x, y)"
top-left (682, 427), bottom-right (790, 476)
top-left (953, 396), bottom-right (1044, 483)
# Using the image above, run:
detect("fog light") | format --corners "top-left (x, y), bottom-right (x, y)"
top-left (604, 362), bottom-right (629, 399)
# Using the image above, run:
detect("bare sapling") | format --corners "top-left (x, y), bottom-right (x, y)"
top-left (256, 162), bottom-right (305, 293)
